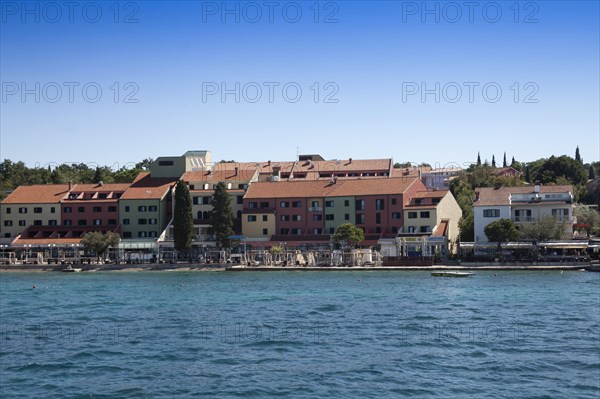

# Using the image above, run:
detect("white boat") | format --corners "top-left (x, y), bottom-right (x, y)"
top-left (431, 271), bottom-right (474, 277)
top-left (62, 266), bottom-right (82, 272)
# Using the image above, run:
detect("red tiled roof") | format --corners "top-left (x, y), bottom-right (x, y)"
top-left (12, 237), bottom-right (82, 245)
top-left (432, 220), bottom-right (449, 237)
top-left (245, 177), bottom-right (421, 199)
top-left (294, 159), bottom-right (392, 173)
top-left (69, 183), bottom-right (131, 192)
top-left (121, 172), bottom-right (177, 200)
top-left (412, 190), bottom-right (448, 199)
top-left (474, 185), bottom-right (573, 206)
top-left (1, 184), bottom-right (70, 204)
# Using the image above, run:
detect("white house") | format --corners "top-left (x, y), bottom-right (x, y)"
top-left (473, 185), bottom-right (573, 242)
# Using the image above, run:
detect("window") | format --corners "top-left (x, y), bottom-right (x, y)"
top-left (122, 232), bottom-right (132, 238)
top-left (329, 227), bottom-right (335, 234)
top-left (93, 206), bottom-right (102, 213)
top-left (281, 215), bottom-right (290, 221)
top-left (18, 220), bottom-right (26, 226)
top-left (33, 220), bottom-right (42, 226)
top-left (292, 201), bottom-right (301, 208)
top-left (356, 200), bottom-right (365, 210)
top-left (414, 199), bottom-right (423, 205)
top-left (280, 228), bottom-right (290, 235)
top-left (483, 209), bottom-right (500, 218)
top-left (3, 220), bottom-right (12, 226)
top-left (345, 213), bottom-right (350, 220)
top-left (193, 197), bottom-right (199, 205)
top-left (99, 193), bottom-right (107, 199)
top-left (78, 220), bottom-right (87, 226)
top-left (5, 207), bottom-right (11, 214)
top-left (64, 207), bottom-right (72, 213)
top-left (189, 185), bottom-right (195, 190)
top-left (294, 228), bottom-right (302, 235)
top-left (108, 219), bottom-right (117, 225)
top-left (262, 215), bottom-right (268, 222)
top-left (149, 231), bottom-right (157, 238)
top-left (420, 211), bottom-right (430, 218)
top-left (237, 196), bottom-right (244, 205)
top-left (376, 199), bottom-right (385, 210)
top-left (78, 207), bottom-right (85, 212)
top-left (138, 231), bottom-right (148, 238)
top-left (123, 219), bottom-right (130, 225)
top-left (149, 218), bottom-right (157, 225)
top-left (391, 198), bottom-right (397, 205)
top-left (125, 206), bottom-right (130, 212)
top-left (420, 226), bottom-right (431, 233)
top-left (313, 228), bottom-right (323, 234)
top-left (158, 160), bottom-right (174, 166)
top-left (138, 206), bottom-right (147, 212)
top-left (356, 213), bottom-right (365, 224)
top-left (138, 219), bottom-right (147, 225)
top-left (311, 201), bottom-right (319, 208)
top-left (280, 201), bottom-right (289, 208)
top-left (260, 201), bottom-right (270, 208)
top-left (376, 213), bottom-right (381, 224)
top-left (4, 233), bottom-right (10, 238)
top-left (108, 206), bottom-right (117, 212)
top-left (313, 214), bottom-right (322, 221)
top-left (93, 219), bottom-right (102, 226)
top-left (408, 212), bottom-right (417, 219)
top-left (149, 205), bottom-right (158, 212)
top-left (248, 202), bottom-right (257, 209)
top-left (292, 215), bottom-right (302, 221)
top-left (64, 219), bottom-right (72, 226)
top-left (262, 228), bottom-right (269, 235)
top-left (407, 226), bottom-right (416, 233)
top-left (376, 227), bottom-right (381, 234)
top-left (34, 207), bottom-right (42, 213)
top-left (344, 200), bottom-right (350, 207)
top-left (325, 214), bottom-right (334, 221)
top-left (202, 197), bottom-right (211, 205)
top-left (392, 212), bottom-right (401, 219)
top-left (248, 215), bottom-right (257, 222)
top-left (325, 200), bottom-right (334, 207)
top-left (18, 207), bottom-right (27, 214)
top-left (50, 207), bottom-right (56, 213)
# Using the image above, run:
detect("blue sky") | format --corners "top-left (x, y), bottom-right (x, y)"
top-left (1, 0), bottom-right (598, 169)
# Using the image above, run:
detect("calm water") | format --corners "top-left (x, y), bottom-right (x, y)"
top-left (1, 270), bottom-right (599, 399)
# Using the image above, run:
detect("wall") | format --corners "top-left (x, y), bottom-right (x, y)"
top-left (0, 203), bottom-right (60, 243)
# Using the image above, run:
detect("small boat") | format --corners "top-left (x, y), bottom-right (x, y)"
top-left (62, 266), bottom-right (82, 272)
top-left (431, 271), bottom-right (474, 277)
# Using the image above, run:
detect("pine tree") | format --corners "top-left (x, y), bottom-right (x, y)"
top-left (491, 155), bottom-right (496, 168)
top-left (173, 181), bottom-right (193, 258)
top-left (93, 167), bottom-right (103, 184)
top-left (503, 152), bottom-right (507, 168)
top-left (590, 164), bottom-right (597, 180)
top-left (477, 152), bottom-right (481, 166)
top-left (211, 182), bottom-right (234, 249)
top-left (575, 146), bottom-right (582, 163)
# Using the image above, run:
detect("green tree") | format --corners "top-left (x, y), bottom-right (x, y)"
top-left (173, 180), bottom-right (194, 257)
top-left (485, 219), bottom-right (519, 252)
top-left (333, 223), bottom-right (365, 248)
top-left (135, 158), bottom-right (154, 170)
top-left (477, 152), bottom-right (481, 166)
top-left (210, 182), bottom-right (234, 249)
top-left (525, 165), bottom-right (531, 183)
top-left (511, 156), bottom-right (516, 167)
top-left (518, 216), bottom-right (567, 241)
top-left (503, 152), bottom-right (507, 168)
top-left (590, 164), bottom-right (596, 180)
top-left (394, 162), bottom-right (413, 169)
top-left (574, 205), bottom-right (600, 237)
top-left (575, 146), bottom-right (582, 163)
top-left (491, 155), bottom-right (496, 168)
top-left (81, 232), bottom-right (119, 262)
top-left (458, 212), bottom-right (474, 242)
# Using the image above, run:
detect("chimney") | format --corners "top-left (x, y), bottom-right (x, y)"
top-left (234, 167), bottom-right (238, 176)
top-left (268, 160), bottom-right (271, 166)
top-left (475, 191), bottom-right (480, 202)
top-left (68, 180), bottom-right (72, 191)
top-left (349, 158), bottom-right (352, 164)
top-left (534, 183), bottom-right (540, 193)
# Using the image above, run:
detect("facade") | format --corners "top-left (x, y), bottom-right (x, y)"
top-left (421, 167), bottom-right (463, 189)
top-left (242, 177), bottom-right (427, 243)
top-left (473, 185), bottom-right (574, 242)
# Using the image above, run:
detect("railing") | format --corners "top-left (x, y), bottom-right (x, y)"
top-left (513, 216), bottom-right (536, 223)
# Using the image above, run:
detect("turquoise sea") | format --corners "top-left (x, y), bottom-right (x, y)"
top-left (1, 270), bottom-right (599, 398)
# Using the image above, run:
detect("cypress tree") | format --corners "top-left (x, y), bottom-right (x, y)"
top-left (511, 156), bottom-right (516, 167)
top-left (211, 182), bottom-right (234, 249)
top-left (590, 165), bottom-right (597, 180)
top-left (173, 181), bottom-right (193, 258)
top-left (525, 165), bottom-right (531, 183)
top-left (575, 146), bottom-right (582, 163)
top-left (503, 152), bottom-right (507, 168)
top-left (491, 155), bottom-right (496, 168)
top-left (477, 152), bottom-right (481, 166)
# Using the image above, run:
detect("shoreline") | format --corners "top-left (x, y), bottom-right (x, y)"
top-left (0, 264), bottom-right (595, 272)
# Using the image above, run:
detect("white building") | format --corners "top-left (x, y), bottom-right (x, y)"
top-left (473, 185), bottom-right (574, 242)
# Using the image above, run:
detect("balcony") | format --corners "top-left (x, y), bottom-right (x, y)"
top-left (309, 207), bottom-right (323, 212)
top-left (513, 216), bottom-right (536, 223)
